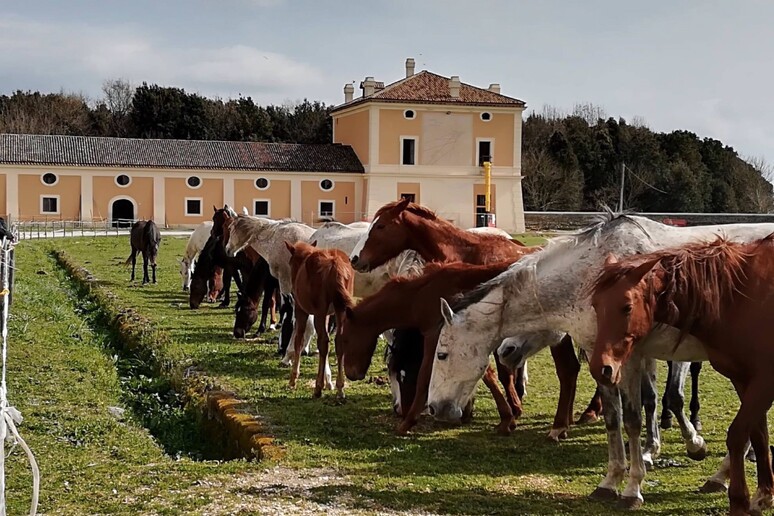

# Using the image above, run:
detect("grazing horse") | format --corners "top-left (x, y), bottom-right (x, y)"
top-left (348, 198), bottom-right (579, 439)
top-left (589, 236), bottom-right (774, 515)
top-left (233, 255), bottom-right (280, 339)
top-left (385, 328), bottom-right (425, 417)
top-left (179, 221), bottom-right (213, 291)
top-left (189, 235), bottom-right (251, 309)
top-left (428, 212), bottom-right (774, 508)
top-left (338, 260), bottom-right (535, 435)
top-left (286, 240), bottom-right (354, 398)
top-left (127, 220), bottom-right (160, 284)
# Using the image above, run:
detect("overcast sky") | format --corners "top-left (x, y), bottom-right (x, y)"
top-left (1, 0), bottom-right (771, 161)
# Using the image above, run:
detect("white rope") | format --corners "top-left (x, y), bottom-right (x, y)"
top-left (0, 237), bottom-right (39, 516)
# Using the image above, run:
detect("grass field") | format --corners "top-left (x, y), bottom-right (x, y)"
top-left (6, 235), bottom-right (766, 514)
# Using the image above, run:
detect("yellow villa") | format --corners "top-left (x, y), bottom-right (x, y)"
top-left (0, 58), bottom-right (527, 232)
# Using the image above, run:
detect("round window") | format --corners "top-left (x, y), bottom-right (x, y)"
top-left (187, 176), bottom-right (202, 188)
top-left (480, 112), bottom-right (492, 122)
top-left (255, 177), bottom-right (270, 190)
top-left (404, 109), bottom-right (415, 120)
top-left (320, 179), bottom-right (334, 191)
top-left (116, 174), bottom-right (131, 187)
top-left (42, 173), bottom-right (58, 185)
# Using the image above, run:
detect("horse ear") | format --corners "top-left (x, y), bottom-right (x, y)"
top-left (603, 253), bottom-right (618, 267)
top-left (628, 257), bottom-right (661, 285)
top-left (242, 206), bottom-right (249, 215)
top-left (395, 196), bottom-right (411, 212)
top-left (310, 240), bottom-right (318, 248)
top-left (440, 298), bottom-right (455, 326)
top-left (213, 205), bottom-right (217, 213)
top-left (284, 241), bottom-right (295, 255)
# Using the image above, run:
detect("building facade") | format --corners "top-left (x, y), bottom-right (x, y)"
top-left (0, 58), bottom-right (527, 231)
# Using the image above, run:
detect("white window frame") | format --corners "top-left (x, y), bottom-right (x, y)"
top-left (318, 200), bottom-right (335, 218)
top-left (184, 197), bottom-right (203, 216)
top-left (115, 174), bottom-right (132, 188)
top-left (40, 172), bottom-right (59, 186)
top-left (480, 112), bottom-right (493, 122)
top-left (186, 176), bottom-right (203, 189)
top-left (403, 109), bottom-right (416, 120)
top-left (253, 198), bottom-right (271, 217)
top-left (400, 135), bottom-right (418, 166)
top-left (319, 179), bottom-right (335, 192)
top-left (40, 194), bottom-right (61, 215)
top-left (476, 138), bottom-right (495, 166)
top-left (255, 177), bottom-right (270, 190)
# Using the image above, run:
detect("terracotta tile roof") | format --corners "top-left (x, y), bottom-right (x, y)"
top-left (0, 134), bottom-right (364, 173)
top-left (333, 71), bottom-right (525, 112)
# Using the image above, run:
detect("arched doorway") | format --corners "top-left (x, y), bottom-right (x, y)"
top-left (111, 198), bottom-right (135, 228)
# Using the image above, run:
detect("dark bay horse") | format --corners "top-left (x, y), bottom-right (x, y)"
top-left (189, 235), bottom-right (251, 309)
top-left (590, 236), bottom-right (774, 515)
top-left (233, 255), bottom-right (280, 339)
top-left (348, 198), bottom-right (589, 436)
top-left (127, 220), bottom-right (160, 284)
top-left (337, 260), bottom-right (525, 435)
top-left (286, 240), bottom-right (355, 398)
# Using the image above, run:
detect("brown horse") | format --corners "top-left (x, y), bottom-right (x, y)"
top-left (286, 240), bottom-right (355, 398)
top-left (127, 220), bottom-right (160, 284)
top-left (590, 235), bottom-right (774, 515)
top-left (338, 260), bottom-right (524, 435)
top-left (349, 198), bottom-right (597, 434)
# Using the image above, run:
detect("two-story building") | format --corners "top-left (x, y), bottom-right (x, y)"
top-left (0, 58), bottom-right (527, 232)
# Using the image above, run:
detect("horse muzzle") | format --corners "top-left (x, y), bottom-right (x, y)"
top-left (349, 255), bottom-right (370, 273)
top-left (428, 401), bottom-right (463, 422)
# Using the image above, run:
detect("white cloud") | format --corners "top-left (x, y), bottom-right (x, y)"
top-left (0, 15), bottom-right (324, 102)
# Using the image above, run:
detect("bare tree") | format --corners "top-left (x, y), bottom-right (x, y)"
top-left (521, 147), bottom-right (583, 210)
top-left (538, 104), bottom-right (565, 121)
top-left (631, 115), bottom-right (649, 129)
top-left (100, 78), bottom-right (134, 136)
top-left (747, 155), bottom-right (774, 183)
top-left (572, 102), bottom-right (607, 125)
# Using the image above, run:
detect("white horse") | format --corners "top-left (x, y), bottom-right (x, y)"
top-left (179, 221), bottom-right (213, 291)
top-left (428, 212), bottom-right (774, 508)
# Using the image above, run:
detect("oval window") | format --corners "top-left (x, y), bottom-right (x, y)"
top-left (42, 173), bottom-right (58, 185)
top-left (320, 179), bottom-right (334, 191)
top-left (255, 177), bottom-right (270, 190)
top-left (404, 109), bottom-right (415, 120)
top-left (187, 176), bottom-right (202, 188)
top-left (480, 112), bottom-right (492, 122)
top-left (116, 174), bottom-right (131, 187)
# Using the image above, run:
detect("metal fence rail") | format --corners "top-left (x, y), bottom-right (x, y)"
top-left (15, 219), bottom-right (138, 240)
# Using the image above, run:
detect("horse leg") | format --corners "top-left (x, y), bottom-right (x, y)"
top-left (142, 253), bottom-right (150, 284)
top-left (660, 360), bottom-right (675, 429)
top-left (270, 289), bottom-right (279, 328)
top-left (689, 361), bottom-right (702, 432)
top-left (495, 355), bottom-right (522, 420)
top-left (333, 313), bottom-right (346, 399)
top-left (750, 413), bottom-right (774, 514)
top-left (218, 267), bottom-right (232, 308)
top-left (151, 259), bottom-right (157, 284)
top-left (312, 315), bottom-right (330, 398)
top-left (618, 359), bottom-right (646, 510)
top-left (482, 363), bottom-right (515, 435)
top-left (640, 358), bottom-right (661, 470)
top-left (514, 363), bottom-right (526, 400)
top-left (397, 334), bottom-right (435, 435)
top-left (665, 361), bottom-right (706, 461)
top-left (589, 382), bottom-right (626, 502)
top-left (288, 306), bottom-right (309, 389)
top-left (129, 250), bottom-right (137, 282)
top-left (257, 285), bottom-right (272, 334)
top-left (548, 334), bottom-right (580, 441)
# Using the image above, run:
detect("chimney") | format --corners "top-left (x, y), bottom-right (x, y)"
top-left (362, 76), bottom-right (376, 97)
top-left (405, 57), bottom-right (415, 78)
top-left (488, 83), bottom-right (501, 94)
top-left (344, 83), bottom-right (354, 103)
top-left (449, 75), bottom-right (461, 98)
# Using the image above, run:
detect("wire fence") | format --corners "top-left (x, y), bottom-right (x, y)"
top-left (15, 219), bottom-right (138, 240)
top-left (0, 227), bottom-right (39, 516)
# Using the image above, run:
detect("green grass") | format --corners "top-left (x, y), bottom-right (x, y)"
top-left (511, 233), bottom-right (551, 246)
top-left (7, 235), bottom-right (767, 514)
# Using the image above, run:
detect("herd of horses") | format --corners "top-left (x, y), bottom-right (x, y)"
top-left (128, 201), bottom-right (774, 515)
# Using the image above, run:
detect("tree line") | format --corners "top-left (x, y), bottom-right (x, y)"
top-left (1, 82), bottom-right (771, 213)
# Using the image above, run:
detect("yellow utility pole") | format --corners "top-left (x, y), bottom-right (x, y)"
top-left (483, 161), bottom-right (492, 212)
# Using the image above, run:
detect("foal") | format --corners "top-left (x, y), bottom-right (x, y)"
top-left (590, 236), bottom-right (774, 515)
top-left (337, 260), bottom-right (522, 435)
top-left (286, 240), bottom-right (354, 398)
top-left (127, 220), bottom-right (161, 284)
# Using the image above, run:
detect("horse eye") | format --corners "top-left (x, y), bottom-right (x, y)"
top-left (623, 304), bottom-right (633, 315)
top-left (437, 352), bottom-right (449, 361)
top-left (375, 224), bottom-right (385, 230)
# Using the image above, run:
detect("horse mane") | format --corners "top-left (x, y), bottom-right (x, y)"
top-left (374, 201), bottom-right (439, 221)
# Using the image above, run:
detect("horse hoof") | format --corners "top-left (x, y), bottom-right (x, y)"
top-left (618, 496), bottom-right (643, 510)
top-left (577, 411), bottom-right (600, 425)
top-left (687, 443), bottom-right (708, 461)
top-left (313, 388), bottom-right (322, 398)
top-left (691, 419), bottom-right (702, 432)
top-left (547, 428), bottom-right (568, 442)
top-left (698, 480), bottom-right (727, 494)
top-left (495, 420), bottom-right (514, 436)
top-left (396, 422), bottom-right (413, 435)
top-left (660, 417), bottom-right (673, 430)
top-left (589, 487), bottom-right (619, 502)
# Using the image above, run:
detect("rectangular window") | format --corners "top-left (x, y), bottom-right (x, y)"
top-left (478, 140), bottom-right (492, 166)
top-left (476, 194), bottom-right (487, 214)
top-left (400, 193), bottom-right (416, 203)
top-left (254, 200), bottom-right (270, 217)
top-left (41, 196), bottom-right (59, 214)
top-left (319, 200), bottom-right (335, 217)
top-left (402, 138), bottom-right (416, 165)
top-left (185, 198), bottom-right (202, 216)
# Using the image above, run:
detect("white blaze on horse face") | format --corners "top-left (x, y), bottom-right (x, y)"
top-left (350, 216), bottom-right (379, 261)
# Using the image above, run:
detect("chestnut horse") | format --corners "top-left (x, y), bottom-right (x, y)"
top-left (338, 260), bottom-right (526, 435)
top-left (286, 240), bottom-right (355, 398)
top-left (589, 236), bottom-right (774, 515)
top-left (349, 198), bottom-right (593, 437)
